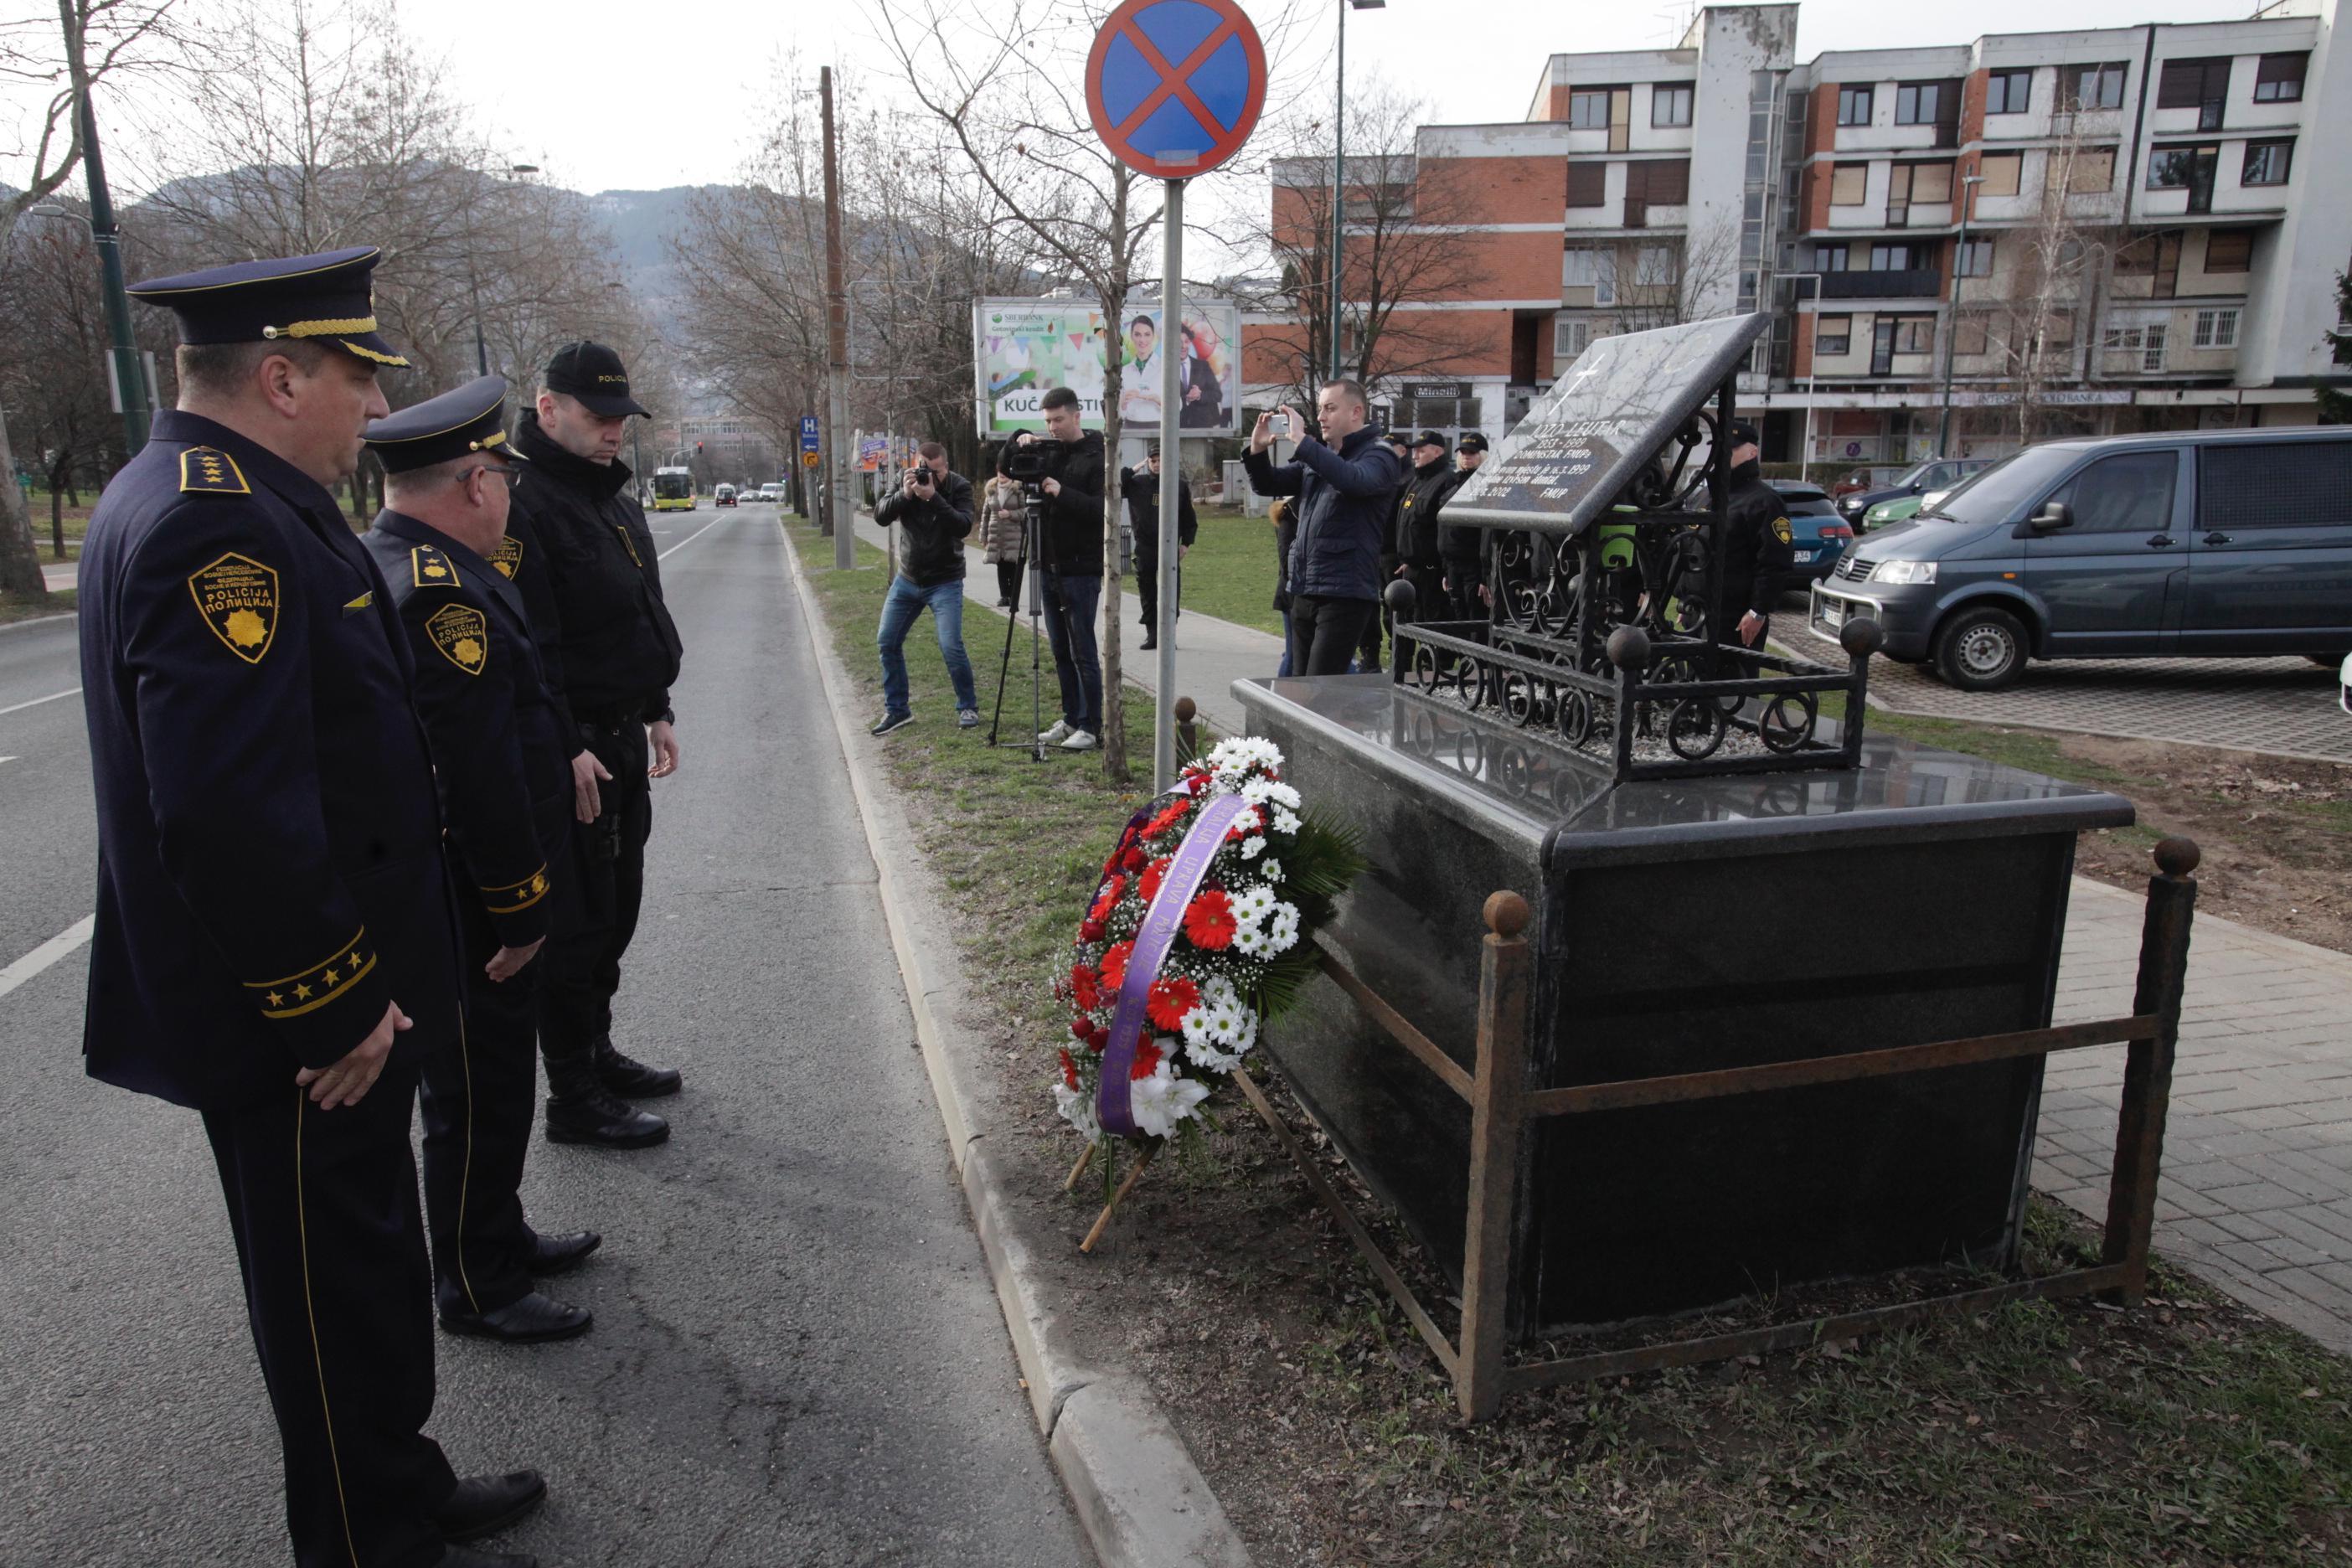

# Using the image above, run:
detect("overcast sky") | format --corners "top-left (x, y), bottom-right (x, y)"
top-left (10, 0), bottom-right (2257, 201)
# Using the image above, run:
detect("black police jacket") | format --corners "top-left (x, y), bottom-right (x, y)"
top-left (77, 410), bottom-right (462, 1110)
top-left (1395, 456), bottom-right (1457, 568)
top-left (365, 512), bottom-right (574, 949)
top-left (997, 431), bottom-right (1106, 575)
top-left (508, 412), bottom-right (683, 724)
top-left (1719, 459), bottom-right (1799, 622)
top-left (1120, 467), bottom-right (1197, 555)
top-left (874, 469), bottom-right (975, 587)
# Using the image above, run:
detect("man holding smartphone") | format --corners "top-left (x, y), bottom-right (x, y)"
top-left (871, 441), bottom-right (979, 734)
top-left (1243, 381), bottom-right (1405, 676)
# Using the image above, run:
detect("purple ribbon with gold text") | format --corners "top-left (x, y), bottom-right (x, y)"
top-left (1096, 791), bottom-right (1252, 1137)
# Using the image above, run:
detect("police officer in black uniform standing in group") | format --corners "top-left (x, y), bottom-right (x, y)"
top-left (1716, 419), bottom-right (1798, 652)
top-left (507, 341), bottom-right (684, 1149)
top-left (364, 377), bottom-right (603, 1346)
top-left (79, 250), bottom-right (547, 1568)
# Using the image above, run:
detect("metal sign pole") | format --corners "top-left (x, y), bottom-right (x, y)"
top-left (1154, 178), bottom-right (1184, 792)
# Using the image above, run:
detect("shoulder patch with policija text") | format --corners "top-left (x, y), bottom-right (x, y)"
top-left (1772, 516), bottom-right (1793, 546)
top-left (487, 534), bottom-right (524, 580)
top-left (425, 603), bottom-right (487, 676)
top-left (187, 552), bottom-right (279, 663)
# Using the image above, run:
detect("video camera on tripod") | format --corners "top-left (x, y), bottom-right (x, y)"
top-left (1003, 436), bottom-right (1070, 482)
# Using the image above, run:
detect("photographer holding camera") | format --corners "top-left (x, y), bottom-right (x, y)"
top-left (995, 386), bottom-right (1106, 751)
top-left (871, 441), bottom-right (979, 735)
top-left (1244, 379), bottom-right (1405, 676)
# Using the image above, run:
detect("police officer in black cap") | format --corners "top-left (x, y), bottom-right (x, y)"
top-left (364, 377), bottom-right (603, 1347)
top-left (1438, 431), bottom-right (1492, 621)
top-left (1717, 419), bottom-right (1797, 652)
top-left (80, 249), bottom-right (545, 1568)
top-left (507, 340), bottom-right (683, 1149)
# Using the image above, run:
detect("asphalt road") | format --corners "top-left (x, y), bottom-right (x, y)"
top-left (0, 503), bottom-right (1090, 1566)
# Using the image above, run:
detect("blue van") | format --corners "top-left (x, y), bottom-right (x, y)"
top-left (1808, 427), bottom-right (2352, 690)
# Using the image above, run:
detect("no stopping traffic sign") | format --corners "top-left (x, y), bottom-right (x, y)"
top-left (1086, 0), bottom-right (1267, 179)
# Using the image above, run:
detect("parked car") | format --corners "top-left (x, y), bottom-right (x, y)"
top-left (1768, 480), bottom-right (1854, 583)
top-left (759, 482), bottom-right (784, 502)
top-left (1810, 427), bottom-right (2352, 691)
top-left (714, 482), bottom-right (738, 507)
top-left (1831, 464), bottom-right (1907, 501)
top-left (1834, 457), bottom-right (1996, 524)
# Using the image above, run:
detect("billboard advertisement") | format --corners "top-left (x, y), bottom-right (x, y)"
top-left (973, 297), bottom-right (1241, 438)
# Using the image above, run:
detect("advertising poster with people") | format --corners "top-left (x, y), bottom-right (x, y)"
top-left (973, 297), bottom-right (1240, 437)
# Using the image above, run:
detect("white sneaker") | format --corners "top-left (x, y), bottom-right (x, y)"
top-left (1038, 720), bottom-right (1074, 744)
top-left (1060, 729), bottom-right (1099, 751)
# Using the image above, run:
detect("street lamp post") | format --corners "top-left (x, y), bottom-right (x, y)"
top-left (1328, 0), bottom-right (1385, 383)
top-left (1935, 173), bottom-right (1986, 459)
top-left (53, 25), bottom-right (148, 462)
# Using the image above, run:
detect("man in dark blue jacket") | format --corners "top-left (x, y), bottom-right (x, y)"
top-left (1241, 379), bottom-right (1405, 675)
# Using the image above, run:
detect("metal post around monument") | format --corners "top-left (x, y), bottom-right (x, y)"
top-left (1155, 179), bottom-right (1185, 792)
top-left (1457, 891), bottom-right (1533, 1421)
top-left (2102, 838), bottom-right (2199, 1302)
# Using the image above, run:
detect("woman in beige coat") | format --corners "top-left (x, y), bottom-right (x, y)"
top-left (981, 472), bottom-right (1027, 606)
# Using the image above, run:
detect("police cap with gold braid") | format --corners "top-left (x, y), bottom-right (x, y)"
top-left (364, 374), bottom-right (532, 474)
top-left (126, 245), bottom-right (408, 368)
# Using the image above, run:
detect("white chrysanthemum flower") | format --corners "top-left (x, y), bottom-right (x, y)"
top-left (1266, 781), bottom-right (1302, 809)
top-left (1053, 1081), bottom-right (1101, 1141)
top-left (1128, 1057), bottom-right (1212, 1137)
top-left (1182, 1006), bottom-right (1246, 1072)
top-left (1239, 833), bottom-right (1267, 861)
top-left (1230, 921), bottom-right (1270, 957)
top-left (1264, 903), bottom-right (1302, 953)
top-left (1240, 776), bottom-right (1276, 806)
top-left (1229, 886), bottom-right (1277, 926)
top-left (1259, 859), bottom-right (1283, 883)
top-left (1271, 807), bottom-right (1302, 836)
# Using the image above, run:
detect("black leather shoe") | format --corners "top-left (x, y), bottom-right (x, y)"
top-left (545, 1086), bottom-right (669, 1148)
top-left (594, 1039), bottom-right (682, 1099)
top-left (440, 1292), bottom-right (593, 1344)
top-left (434, 1469), bottom-right (548, 1540)
top-left (525, 1229), bottom-right (602, 1275)
top-left (437, 1547), bottom-right (537, 1568)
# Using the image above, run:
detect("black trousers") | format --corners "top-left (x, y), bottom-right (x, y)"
top-left (203, 1059), bottom-right (456, 1568)
top-left (1287, 594), bottom-right (1377, 677)
top-left (994, 560), bottom-right (1024, 606)
top-left (1442, 560), bottom-right (1485, 622)
top-left (420, 885), bottom-right (544, 1319)
top-left (539, 719), bottom-right (652, 1080)
top-left (1358, 554), bottom-right (1399, 670)
top-left (1135, 552), bottom-right (1179, 632)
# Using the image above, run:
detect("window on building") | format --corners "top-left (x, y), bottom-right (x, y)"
top-left (1978, 152), bottom-right (2022, 197)
top-left (2204, 227), bottom-right (2254, 271)
top-left (1814, 243), bottom-right (1849, 271)
top-left (1562, 245), bottom-right (1617, 303)
top-left (2242, 139), bottom-right (2293, 187)
top-left (1957, 237), bottom-right (1994, 276)
top-left (1890, 317), bottom-right (1936, 354)
top-left (2192, 308), bottom-right (2241, 348)
top-left (1566, 160), bottom-right (1607, 207)
top-left (1627, 157), bottom-right (1690, 205)
top-left (2146, 145), bottom-right (2211, 188)
top-left (1911, 162), bottom-right (1954, 204)
top-left (2063, 62), bottom-right (2128, 111)
top-left (2157, 58), bottom-right (2231, 114)
top-left (1985, 69), bottom-right (2033, 116)
top-left (1895, 82), bottom-right (1944, 125)
top-left (1953, 315), bottom-right (1991, 356)
top-left (1652, 85), bottom-right (1693, 126)
top-left (1555, 317), bottom-right (1591, 360)
top-left (1838, 85), bottom-right (1873, 126)
top-left (2067, 147), bottom-right (2117, 193)
top-left (1633, 245), bottom-right (1680, 283)
top-left (1830, 162), bottom-right (1869, 204)
top-left (2103, 323), bottom-right (2164, 371)
top-left (1814, 314), bottom-right (1853, 355)
top-left (2254, 53), bottom-right (2308, 102)
top-left (1569, 89), bottom-right (1613, 129)
top-left (1869, 241), bottom-right (1924, 271)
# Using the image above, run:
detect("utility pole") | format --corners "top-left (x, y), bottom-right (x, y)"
top-left (822, 66), bottom-right (854, 569)
top-left (1936, 173), bottom-right (1986, 459)
top-left (60, 1), bottom-right (149, 460)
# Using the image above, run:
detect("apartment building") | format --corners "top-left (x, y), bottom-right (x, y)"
top-left (1240, 0), bottom-right (2352, 462)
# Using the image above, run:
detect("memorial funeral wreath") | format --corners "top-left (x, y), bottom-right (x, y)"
top-left (1050, 738), bottom-right (1362, 1151)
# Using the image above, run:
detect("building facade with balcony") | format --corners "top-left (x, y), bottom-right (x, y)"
top-left (1240, 0), bottom-right (2351, 463)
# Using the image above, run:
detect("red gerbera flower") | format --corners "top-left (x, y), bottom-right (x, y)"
top-left (1139, 855), bottom-right (1173, 903)
top-left (1146, 798), bottom-right (1193, 838)
top-left (1079, 918), bottom-right (1105, 944)
top-left (1070, 962), bottom-right (1101, 1011)
top-left (1147, 975), bottom-right (1199, 1032)
top-left (1087, 873), bottom-right (1127, 923)
top-left (1183, 890), bottom-right (1237, 950)
top-left (1131, 1037), bottom-right (1164, 1080)
top-left (1058, 1048), bottom-right (1080, 1090)
top-left (1122, 846), bottom-right (1148, 872)
top-left (1100, 940), bottom-right (1135, 991)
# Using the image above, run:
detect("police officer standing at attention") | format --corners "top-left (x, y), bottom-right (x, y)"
top-left (508, 341), bottom-right (683, 1148)
top-left (79, 249), bottom-right (547, 1568)
top-left (1717, 419), bottom-right (1797, 652)
top-left (364, 377), bottom-right (601, 1345)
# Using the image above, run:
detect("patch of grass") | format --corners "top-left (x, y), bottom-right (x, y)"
top-left (1174, 503), bottom-right (1286, 637)
top-left (0, 586), bottom-right (75, 624)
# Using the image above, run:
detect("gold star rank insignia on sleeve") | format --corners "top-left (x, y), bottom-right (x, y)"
top-left (186, 552), bottom-right (280, 664)
top-left (426, 602), bottom-right (488, 675)
top-left (178, 446), bottom-right (250, 495)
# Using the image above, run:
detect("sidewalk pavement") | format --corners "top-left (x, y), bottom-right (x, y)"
top-left (41, 563), bottom-right (75, 591)
top-left (847, 510), bottom-right (2352, 1355)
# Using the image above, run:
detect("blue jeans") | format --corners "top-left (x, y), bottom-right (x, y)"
top-left (1041, 570), bottom-right (1103, 734)
top-left (877, 574), bottom-right (978, 716)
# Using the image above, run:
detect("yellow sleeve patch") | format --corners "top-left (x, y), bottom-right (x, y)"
top-left (482, 865), bottom-right (550, 914)
top-left (246, 930), bottom-right (374, 1019)
top-left (187, 552), bottom-right (279, 664)
top-left (410, 544), bottom-right (457, 588)
top-left (425, 603), bottom-right (487, 676)
top-left (1771, 516), bottom-right (1793, 546)
top-left (179, 447), bottom-right (251, 495)
top-left (487, 534), bottom-right (525, 580)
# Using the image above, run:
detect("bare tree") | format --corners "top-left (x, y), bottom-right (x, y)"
top-left (0, 212), bottom-right (118, 554)
top-left (1971, 126), bottom-right (2117, 448)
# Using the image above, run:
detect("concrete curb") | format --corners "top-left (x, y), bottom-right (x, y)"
top-left (779, 520), bottom-right (1255, 1568)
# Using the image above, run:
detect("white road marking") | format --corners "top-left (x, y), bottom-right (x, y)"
top-left (0, 686), bottom-right (80, 718)
top-left (658, 513), bottom-right (725, 561)
top-left (0, 915), bottom-right (95, 1002)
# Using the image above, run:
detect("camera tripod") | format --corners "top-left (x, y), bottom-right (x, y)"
top-left (986, 487), bottom-right (1053, 761)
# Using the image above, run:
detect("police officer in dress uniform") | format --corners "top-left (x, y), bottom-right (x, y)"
top-left (79, 249), bottom-right (545, 1568)
top-left (1717, 419), bottom-right (1798, 652)
top-left (363, 378), bottom-right (602, 1346)
top-left (506, 341), bottom-right (683, 1148)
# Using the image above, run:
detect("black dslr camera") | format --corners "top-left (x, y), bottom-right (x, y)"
top-left (1003, 436), bottom-right (1069, 481)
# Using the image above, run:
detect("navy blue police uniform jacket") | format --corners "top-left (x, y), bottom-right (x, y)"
top-left (77, 410), bottom-right (462, 1111)
top-left (364, 511), bottom-right (575, 946)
